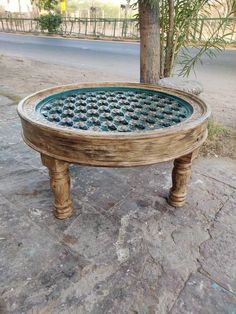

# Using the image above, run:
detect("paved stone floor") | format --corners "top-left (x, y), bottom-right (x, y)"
top-left (0, 94), bottom-right (236, 314)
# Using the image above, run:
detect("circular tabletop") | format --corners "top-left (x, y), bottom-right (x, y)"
top-left (36, 87), bottom-right (193, 133)
top-left (18, 83), bottom-right (210, 166)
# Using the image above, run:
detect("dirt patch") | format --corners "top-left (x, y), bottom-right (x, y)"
top-left (0, 91), bottom-right (21, 104)
top-left (200, 119), bottom-right (236, 159)
top-left (201, 130), bottom-right (236, 158)
top-left (0, 54), bottom-right (123, 98)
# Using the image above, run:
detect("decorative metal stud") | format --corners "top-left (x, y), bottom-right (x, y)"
top-left (38, 88), bottom-right (192, 132)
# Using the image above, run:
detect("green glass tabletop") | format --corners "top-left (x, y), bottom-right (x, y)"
top-left (36, 87), bottom-right (193, 132)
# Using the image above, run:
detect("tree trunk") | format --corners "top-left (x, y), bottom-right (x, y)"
top-left (160, 0), bottom-right (165, 78)
top-left (164, 0), bottom-right (174, 77)
top-left (139, 1), bottom-right (160, 84)
top-left (18, 0), bottom-right (22, 13)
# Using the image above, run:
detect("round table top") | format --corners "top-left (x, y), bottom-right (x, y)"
top-left (18, 83), bottom-right (210, 166)
top-left (36, 86), bottom-right (193, 133)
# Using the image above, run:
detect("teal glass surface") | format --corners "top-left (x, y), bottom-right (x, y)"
top-left (36, 87), bottom-right (193, 132)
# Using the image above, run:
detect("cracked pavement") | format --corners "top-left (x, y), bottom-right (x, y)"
top-left (0, 57), bottom-right (236, 313)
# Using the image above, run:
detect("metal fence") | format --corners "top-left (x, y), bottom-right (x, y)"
top-left (191, 17), bottom-right (236, 43)
top-left (0, 17), bottom-right (139, 39)
top-left (61, 18), bottom-right (139, 38)
top-left (0, 17), bottom-right (235, 42)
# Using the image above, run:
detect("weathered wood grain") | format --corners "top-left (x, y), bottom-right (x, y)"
top-left (18, 82), bottom-right (210, 166)
top-left (17, 83), bottom-right (211, 218)
top-left (41, 154), bottom-right (73, 219)
top-left (21, 118), bottom-right (208, 166)
top-left (168, 151), bottom-right (197, 207)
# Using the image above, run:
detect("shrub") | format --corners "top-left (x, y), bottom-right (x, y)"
top-left (38, 13), bottom-right (62, 34)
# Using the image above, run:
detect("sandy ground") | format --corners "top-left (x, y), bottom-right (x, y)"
top-left (0, 55), bottom-right (125, 98)
top-left (0, 54), bottom-right (235, 131)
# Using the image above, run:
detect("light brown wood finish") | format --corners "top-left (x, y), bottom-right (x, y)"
top-left (41, 154), bottom-right (73, 219)
top-left (18, 83), bottom-right (210, 167)
top-left (21, 119), bottom-right (208, 167)
top-left (17, 83), bottom-right (211, 219)
top-left (168, 151), bottom-right (197, 207)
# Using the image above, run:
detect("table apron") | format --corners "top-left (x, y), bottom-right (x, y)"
top-left (21, 119), bottom-right (208, 167)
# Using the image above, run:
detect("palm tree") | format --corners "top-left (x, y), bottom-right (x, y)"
top-left (137, 0), bottom-right (235, 82)
top-left (139, 0), bottom-right (160, 84)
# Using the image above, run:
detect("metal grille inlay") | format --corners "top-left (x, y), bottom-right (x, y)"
top-left (36, 87), bottom-right (193, 132)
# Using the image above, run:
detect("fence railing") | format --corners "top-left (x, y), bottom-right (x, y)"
top-left (190, 17), bottom-right (236, 44)
top-left (0, 17), bottom-right (235, 42)
top-left (0, 17), bottom-right (139, 39)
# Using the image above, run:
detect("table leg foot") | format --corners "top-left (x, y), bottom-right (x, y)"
top-left (168, 151), bottom-right (197, 208)
top-left (41, 154), bottom-right (73, 219)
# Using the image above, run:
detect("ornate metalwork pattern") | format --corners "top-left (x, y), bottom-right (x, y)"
top-left (37, 87), bottom-right (193, 132)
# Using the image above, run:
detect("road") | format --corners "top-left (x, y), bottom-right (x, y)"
top-left (0, 32), bottom-right (236, 93)
top-left (0, 33), bottom-right (139, 80)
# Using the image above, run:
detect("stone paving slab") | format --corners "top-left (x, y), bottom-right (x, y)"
top-left (213, 191), bottom-right (236, 235)
top-left (1, 90), bottom-right (236, 313)
top-left (0, 142), bottom-right (43, 169)
top-left (0, 103), bottom-right (18, 122)
top-left (64, 211), bottom-right (119, 264)
top-left (0, 120), bottom-right (22, 148)
top-left (0, 195), bottom-right (87, 299)
top-left (0, 95), bottom-right (13, 107)
top-left (0, 167), bottom-right (51, 209)
top-left (195, 157), bottom-right (236, 189)
top-left (1, 148), bottom-right (236, 313)
top-left (0, 147), bottom-right (41, 180)
top-left (199, 229), bottom-right (236, 292)
top-left (170, 272), bottom-right (236, 314)
top-left (108, 166), bottom-right (233, 229)
top-left (71, 166), bottom-right (136, 213)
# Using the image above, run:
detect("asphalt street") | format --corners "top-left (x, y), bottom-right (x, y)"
top-left (0, 32), bottom-right (235, 92)
top-left (0, 33), bottom-right (139, 80)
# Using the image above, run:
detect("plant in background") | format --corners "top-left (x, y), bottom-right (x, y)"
top-left (31, 0), bottom-right (59, 12)
top-left (161, 0), bottom-right (235, 77)
top-left (134, 0), bottom-right (236, 79)
top-left (32, 0), bottom-right (62, 34)
top-left (38, 13), bottom-right (62, 33)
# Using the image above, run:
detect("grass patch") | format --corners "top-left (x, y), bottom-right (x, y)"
top-left (0, 91), bottom-right (21, 104)
top-left (201, 119), bottom-right (236, 158)
top-left (207, 119), bottom-right (230, 140)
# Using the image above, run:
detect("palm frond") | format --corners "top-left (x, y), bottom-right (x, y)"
top-left (134, 0), bottom-right (235, 77)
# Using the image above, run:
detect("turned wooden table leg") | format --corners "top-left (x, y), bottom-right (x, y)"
top-left (41, 154), bottom-right (73, 219)
top-left (168, 150), bottom-right (198, 207)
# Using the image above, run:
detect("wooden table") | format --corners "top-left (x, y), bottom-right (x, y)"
top-left (18, 83), bottom-right (210, 219)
